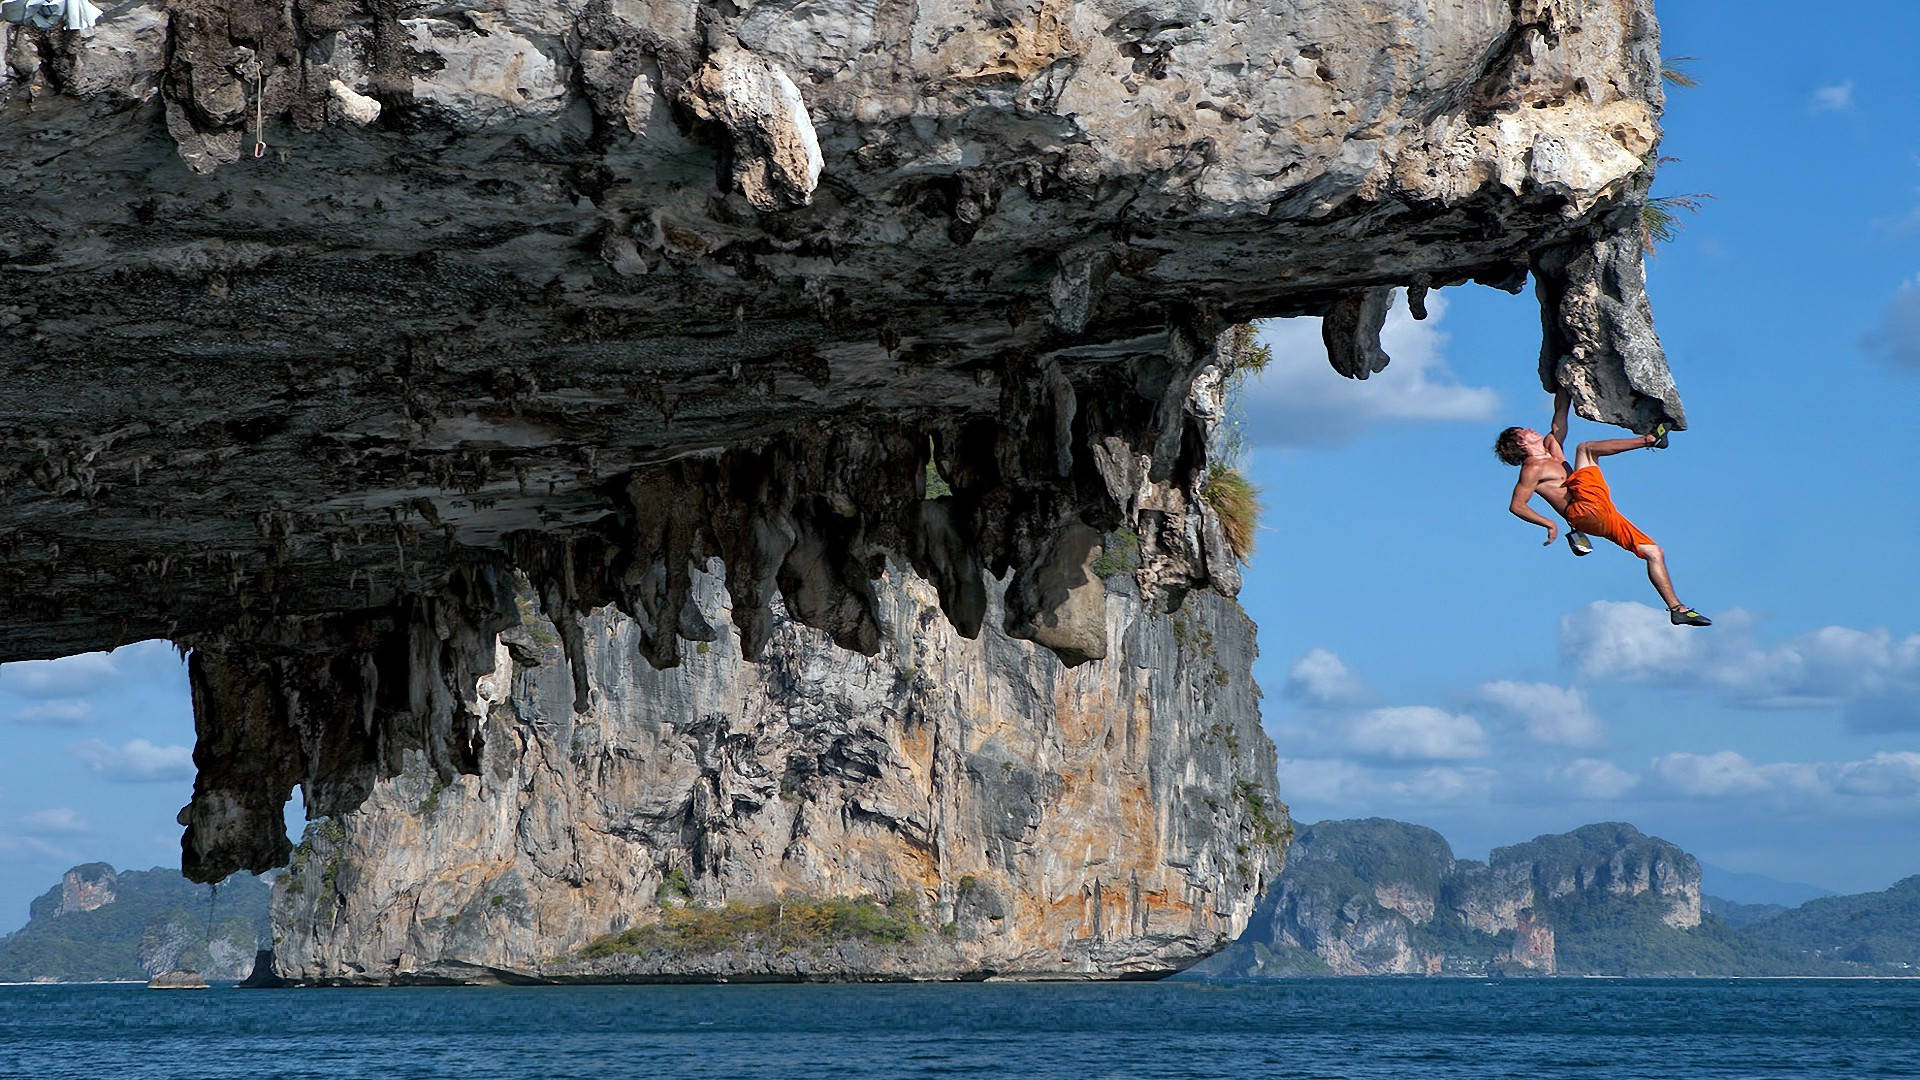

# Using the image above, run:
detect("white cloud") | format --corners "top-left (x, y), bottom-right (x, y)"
top-left (1276, 757), bottom-right (1495, 806)
top-left (1240, 292), bottom-right (1501, 446)
top-left (20, 808), bottom-right (90, 835)
top-left (1865, 276), bottom-right (1920, 371)
top-left (1407, 765), bottom-right (1499, 802)
top-left (1273, 757), bottom-right (1376, 804)
top-left (1809, 81), bottom-right (1854, 111)
top-left (11, 699), bottom-right (93, 726)
top-left (1559, 601), bottom-right (1920, 730)
top-left (0, 641), bottom-right (182, 699)
top-left (1829, 753), bottom-right (1920, 797)
top-left (0, 652), bottom-right (122, 699)
top-left (1560, 600), bottom-right (1709, 682)
top-left (0, 834), bottom-right (79, 862)
top-left (1282, 648), bottom-right (1371, 706)
top-left (1558, 758), bottom-right (1639, 800)
top-left (1722, 625), bottom-right (1920, 713)
top-left (1345, 706), bottom-right (1488, 761)
top-left (1650, 750), bottom-right (1819, 797)
top-left (1647, 750), bottom-right (1920, 803)
top-left (67, 738), bottom-right (194, 783)
top-left (1479, 680), bottom-right (1605, 748)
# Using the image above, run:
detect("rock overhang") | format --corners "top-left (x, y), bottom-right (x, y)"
top-left (2, 0), bottom-right (1682, 878)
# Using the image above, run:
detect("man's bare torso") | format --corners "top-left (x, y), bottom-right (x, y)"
top-left (1522, 437), bottom-right (1574, 517)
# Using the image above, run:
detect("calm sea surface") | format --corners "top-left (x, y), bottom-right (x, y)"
top-left (2, 979), bottom-right (1917, 1079)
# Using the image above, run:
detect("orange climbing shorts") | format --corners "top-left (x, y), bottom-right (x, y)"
top-left (1563, 466), bottom-right (1655, 553)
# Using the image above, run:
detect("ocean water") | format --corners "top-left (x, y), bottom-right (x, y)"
top-left (2, 979), bottom-right (1917, 1079)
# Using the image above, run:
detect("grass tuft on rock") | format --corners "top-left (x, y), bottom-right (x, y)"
top-left (577, 892), bottom-right (925, 960)
top-left (1202, 464), bottom-right (1261, 563)
top-left (1090, 528), bottom-right (1141, 578)
top-left (1640, 193), bottom-right (1712, 254)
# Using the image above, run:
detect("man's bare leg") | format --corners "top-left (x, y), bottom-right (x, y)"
top-left (1573, 434), bottom-right (1658, 470)
top-left (1634, 542), bottom-right (1682, 610)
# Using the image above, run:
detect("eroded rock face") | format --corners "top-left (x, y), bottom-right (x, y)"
top-left (271, 564), bottom-right (1285, 983)
top-left (57, 863), bottom-right (117, 916)
top-left (1197, 819), bottom-right (1701, 977)
top-left (2, 0), bottom-right (1679, 879)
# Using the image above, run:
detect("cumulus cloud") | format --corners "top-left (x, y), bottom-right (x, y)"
top-left (1558, 758), bottom-right (1639, 800)
top-left (1479, 680), bottom-right (1604, 748)
top-left (1558, 602), bottom-right (1920, 730)
top-left (1647, 750), bottom-right (1920, 803)
top-left (1649, 751), bottom-right (1811, 798)
top-left (67, 738), bottom-right (194, 783)
top-left (20, 808), bottom-right (90, 835)
top-left (1279, 650), bottom-right (1487, 762)
top-left (0, 652), bottom-right (123, 699)
top-left (1283, 648), bottom-right (1371, 706)
top-left (1828, 753), bottom-right (1920, 797)
top-left (1344, 706), bottom-right (1488, 761)
top-left (1865, 276), bottom-right (1920, 371)
top-left (1726, 626), bottom-right (1920, 714)
top-left (1405, 765), bottom-right (1499, 802)
top-left (0, 640), bottom-right (182, 700)
top-left (1239, 292), bottom-right (1501, 446)
top-left (1276, 757), bottom-right (1497, 806)
top-left (1559, 600), bottom-right (1711, 682)
top-left (0, 834), bottom-right (79, 862)
top-left (1809, 81), bottom-right (1854, 111)
top-left (11, 699), bottom-right (93, 726)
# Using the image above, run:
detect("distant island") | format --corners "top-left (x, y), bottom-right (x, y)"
top-left (1191, 819), bottom-right (1920, 978)
top-left (0, 864), bottom-right (268, 983)
top-left (6, 827), bottom-right (1916, 982)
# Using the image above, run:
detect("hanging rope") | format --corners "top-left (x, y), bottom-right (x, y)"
top-left (254, 70), bottom-right (266, 159)
top-left (205, 880), bottom-right (220, 961)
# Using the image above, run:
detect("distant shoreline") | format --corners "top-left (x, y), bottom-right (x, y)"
top-left (0, 979), bottom-right (149, 987)
top-left (3, 974), bottom-right (1917, 990)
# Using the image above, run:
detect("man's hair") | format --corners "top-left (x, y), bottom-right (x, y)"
top-left (1493, 427), bottom-right (1528, 466)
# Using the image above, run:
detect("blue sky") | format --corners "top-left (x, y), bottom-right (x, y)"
top-left (1236, 0), bottom-right (1920, 898)
top-left (2, 2), bottom-right (1917, 931)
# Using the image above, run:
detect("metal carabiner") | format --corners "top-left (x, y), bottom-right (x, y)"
top-left (253, 70), bottom-right (267, 160)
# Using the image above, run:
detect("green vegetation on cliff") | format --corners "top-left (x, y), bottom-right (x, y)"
top-left (1735, 876), bottom-right (1920, 968)
top-left (578, 893), bottom-right (926, 961)
top-left (1291, 817), bottom-right (1456, 897)
top-left (1210, 819), bottom-right (1919, 978)
top-left (1533, 888), bottom-right (1823, 976)
top-left (0, 865), bottom-right (269, 983)
top-left (1701, 896), bottom-right (1789, 928)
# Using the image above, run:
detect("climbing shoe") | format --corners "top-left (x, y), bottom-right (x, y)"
top-left (1669, 605), bottom-right (1711, 627)
top-left (1566, 531), bottom-right (1593, 557)
top-left (1650, 423), bottom-right (1670, 450)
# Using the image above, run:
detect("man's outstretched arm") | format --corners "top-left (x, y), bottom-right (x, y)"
top-left (1508, 472), bottom-right (1559, 545)
top-left (1549, 389), bottom-right (1571, 450)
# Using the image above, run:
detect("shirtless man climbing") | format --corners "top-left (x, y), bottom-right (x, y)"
top-left (1495, 389), bottom-right (1712, 627)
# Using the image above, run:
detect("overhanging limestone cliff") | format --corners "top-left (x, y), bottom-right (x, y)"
top-left (2, 0), bottom-right (1682, 880)
top-left (272, 565), bottom-right (1285, 983)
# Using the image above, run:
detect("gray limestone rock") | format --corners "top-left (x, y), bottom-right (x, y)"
top-left (1199, 819), bottom-right (1702, 977)
top-left (271, 564), bottom-right (1285, 982)
top-left (146, 968), bottom-right (209, 989)
top-left (1002, 522), bottom-right (1108, 665)
top-left (1536, 227), bottom-right (1685, 433)
top-left (678, 46), bottom-right (824, 211)
top-left (1321, 288), bottom-right (1397, 380)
